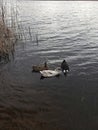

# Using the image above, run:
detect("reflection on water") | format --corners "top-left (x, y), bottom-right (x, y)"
top-left (0, 1), bottom-right (98, 130)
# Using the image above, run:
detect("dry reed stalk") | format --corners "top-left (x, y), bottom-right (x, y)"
top-left (0, 18), bottom-right (15, 62)
top-left (0, 0), bottom-right (38, 63)
top-left (0, 1), bottom-right (17, 63)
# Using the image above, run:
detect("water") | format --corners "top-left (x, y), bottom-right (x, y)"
top-left (0, 1), bottom-right (98, 129)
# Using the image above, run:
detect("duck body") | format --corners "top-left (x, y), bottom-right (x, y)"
top-left (32, 62), bottom-right (48, 72)
top-left (32, 65), bottom-right (48, 72)
top-left (61, 60), bottom-right (69, 75)
top-left (40, 68), bottom-right (62, 78)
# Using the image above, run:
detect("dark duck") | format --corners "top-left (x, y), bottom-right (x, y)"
top-left (61, 60), bottom-right (69, 75)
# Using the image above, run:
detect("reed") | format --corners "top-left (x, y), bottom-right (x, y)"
top-left (0, 0), bottom-right (39, 63)
top-left (0, 0), bottom-right (17, 63)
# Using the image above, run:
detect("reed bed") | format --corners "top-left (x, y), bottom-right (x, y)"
top-left (0, 1), bottom-right (16, 63)
top-left (0, 21), bottom-right (15, 61)
top-left (0, 0), bottom-right (39, 63)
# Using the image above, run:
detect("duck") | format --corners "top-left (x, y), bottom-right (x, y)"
top-left (61, 60), bottom-right (69, 75)
top-left (32, 62), bottom-right (48, 72)
top-left (40, 67), bottom-right (62, 79)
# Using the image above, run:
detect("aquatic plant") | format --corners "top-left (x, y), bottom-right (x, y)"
top-left (0, 0), bottom-right (17, 63)
top-left (0, 0), bottom-right (39, 63)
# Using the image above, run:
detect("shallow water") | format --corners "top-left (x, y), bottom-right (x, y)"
top-left (0, 1), bottom-right (98, 130)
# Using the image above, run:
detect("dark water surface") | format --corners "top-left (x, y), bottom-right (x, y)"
top-left (0, 1), bottom-right (98, 130)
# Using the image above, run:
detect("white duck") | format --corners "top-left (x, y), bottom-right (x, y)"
top-left (40, 67), bottom-right (62, 78)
